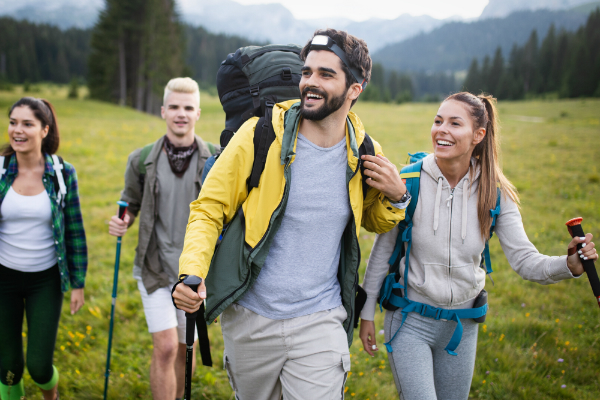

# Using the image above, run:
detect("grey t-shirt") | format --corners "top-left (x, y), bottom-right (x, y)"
top-left (238, 133), bottom-right (351, 319)
top-left (134, 149), bottom-right (198, 284)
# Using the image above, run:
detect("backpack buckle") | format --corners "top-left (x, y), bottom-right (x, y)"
top-left (281, 67), bottom-right (292, 80)
top-left (249, 85), bottom-right (260, 97)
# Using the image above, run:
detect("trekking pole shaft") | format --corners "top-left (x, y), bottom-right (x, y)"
top-left (566, 218), bottom-right (600, 308)
top-left (104, 201), bottom-right (128, 400)
top-left (183, 275), bottom-right (202, 400)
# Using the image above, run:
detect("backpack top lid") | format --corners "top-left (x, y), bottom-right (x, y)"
top-left (216, 44), bottom-right (304, 136)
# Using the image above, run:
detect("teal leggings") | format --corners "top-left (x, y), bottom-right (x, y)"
top-left (0, 263), bottom-right (63, 386)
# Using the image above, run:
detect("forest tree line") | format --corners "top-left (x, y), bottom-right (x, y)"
top-left (0, 3), bottom-right (257, 112)
top-left (1, 5), bottom-right (599, 108)
top-left (463, 8), bottom-right (600, 99)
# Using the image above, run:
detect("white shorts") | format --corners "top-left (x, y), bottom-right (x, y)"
top-left (136, 277), bottom-right (198, 344)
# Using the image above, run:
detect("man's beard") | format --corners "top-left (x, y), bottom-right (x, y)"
top-left (300, 87), bottom-right (346, 121)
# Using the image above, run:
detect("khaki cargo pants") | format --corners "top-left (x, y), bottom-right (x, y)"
top-left (221, 304), bottom-right (351, 400)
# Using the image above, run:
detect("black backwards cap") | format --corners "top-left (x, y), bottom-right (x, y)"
top-left (308, 35), bottom-right (367, 91)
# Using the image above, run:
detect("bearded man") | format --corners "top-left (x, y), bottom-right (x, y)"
top-left (173, 29), bottom-right (409, 399)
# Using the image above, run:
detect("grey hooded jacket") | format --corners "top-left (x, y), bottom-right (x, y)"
top-left (361, 154), bottom-right (576, 320)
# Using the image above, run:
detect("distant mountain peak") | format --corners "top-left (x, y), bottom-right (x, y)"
top-left (480, 0), bottom-right (595, 19)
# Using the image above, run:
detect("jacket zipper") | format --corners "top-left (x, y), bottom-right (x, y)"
top-left (206, 158), bottom-right (293, 318)
top-left (345, 159), bottom-right (362, 332)
top-left (448, 187), bottom-right (455, 306)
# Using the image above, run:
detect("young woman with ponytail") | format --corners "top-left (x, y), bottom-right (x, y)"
top-left (358, 92), bottom-right (597, 399)
top-left (0, 98), bottom-right (87, 400)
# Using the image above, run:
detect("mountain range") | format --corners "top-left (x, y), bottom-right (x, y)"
top-left (372, 6), bottom-right (595, 72)
top-left (1, 0), bottom-right (598, 71)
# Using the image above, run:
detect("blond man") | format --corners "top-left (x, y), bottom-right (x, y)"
top-left (108, 78), bottom-right (218, 400)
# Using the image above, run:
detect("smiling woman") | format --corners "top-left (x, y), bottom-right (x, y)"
top-left (359, 92), bottom-right (598, 400)
top-left (0, 97), bottom-right (88, 400)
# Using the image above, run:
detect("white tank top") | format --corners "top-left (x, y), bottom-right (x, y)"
top-left (0, 186), bottom-right (57, 272)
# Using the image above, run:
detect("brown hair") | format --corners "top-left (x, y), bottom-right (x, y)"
top-left (2, 97), bottom-right (60, 156)
top-left (300, 28), bottom-right (372, 106)
top-left (444, 92), bottom-right (519, 239)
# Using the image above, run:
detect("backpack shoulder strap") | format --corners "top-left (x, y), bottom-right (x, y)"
top-left (138, 143), bottom-right (155, 175)
top-left (481, 187), bottom-right (502, 276)
top-left (248, 104), bottom-right (276, 190)
top-left (399, 160), bottom-right (423, 221)
top-left (387, 160), bottom-right (423, 272)
top-left (359, 133), bottom-right (375, 200)
top-left (51, 155), bottom-right (67, 207)
top-left (206, 142), bottom-right (221, 156)
top-left (138, 142), bottom-right (155, 194)
top-left (0, 156), bottom-right (8, 179)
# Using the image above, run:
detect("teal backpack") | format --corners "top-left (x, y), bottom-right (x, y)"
top-left (378, 152), bottom-right (501, 356)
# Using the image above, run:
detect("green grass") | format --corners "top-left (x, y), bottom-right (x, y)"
top-left (1, 86), bottom-right (599, 399)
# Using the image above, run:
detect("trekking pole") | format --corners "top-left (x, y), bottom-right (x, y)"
top-left (566, 217), bottom-right (600, 308)
top-left (183, 275), bottom-right (203, 400)
top-left (103, 201), bottom-right (129, 400)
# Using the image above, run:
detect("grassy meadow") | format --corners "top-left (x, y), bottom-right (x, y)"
top-left (1, 85), bottom-right (599, 399)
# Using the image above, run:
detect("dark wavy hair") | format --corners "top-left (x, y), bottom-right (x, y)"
top-left (300, 28), bottom-right (372, 107)
top-left (2, 97), bottom-right (60, 156)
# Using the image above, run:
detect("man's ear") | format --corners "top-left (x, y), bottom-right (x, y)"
top-left (347, 83), bottom-right (362, 101)
top-left (160, 106), bottom-right (166, 120)
top-left (197, 108), bottom-right (201, 120)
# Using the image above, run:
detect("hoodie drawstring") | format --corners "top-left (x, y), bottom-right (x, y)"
top-left (433, 175), bottom-right (470, 243)
top-left (462, 177), bottom-right (469, 244)
top-left (433, 177), bottom-right (443, 235)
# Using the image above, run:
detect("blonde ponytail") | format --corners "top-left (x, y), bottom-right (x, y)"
top-left (444, 92), bottom-right (519, 239)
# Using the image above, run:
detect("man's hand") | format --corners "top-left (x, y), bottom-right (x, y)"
top-left (361, 154), bottom-right (406, 202)
top-left (173, 280), bottom-right (207, 313)
top-left (567, 233), bottom-right (597, 276)
top-left (108, 213), bottom-right (131, 237)
top-left (359, 319), bottom-right (379, 356)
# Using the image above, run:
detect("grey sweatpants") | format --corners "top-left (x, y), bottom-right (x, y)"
top-left (384, 309), bottom-right (479, 400)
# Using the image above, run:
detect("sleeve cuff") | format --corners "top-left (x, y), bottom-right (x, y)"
top-left (389, 197), bottom-right (410, 210)
top-left (548, 255), bottom-right (577, 281)
top-left (360, 295), bottom-right (378, 321)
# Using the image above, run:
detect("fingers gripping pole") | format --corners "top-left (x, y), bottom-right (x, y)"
top-left (104, 201), bottom-right (128, 400)
top-left (183, 275), bottom-right (202, 400)
top-left (566, 218), bottom-right (600, 308)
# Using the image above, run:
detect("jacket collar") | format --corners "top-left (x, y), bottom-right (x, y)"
top-left (4, 153), bottom-right (57, 177)
top-left (143, 134), bottom-right (211, 171)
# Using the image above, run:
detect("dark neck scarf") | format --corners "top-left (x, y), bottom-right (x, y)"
top-left (163, 135), bottom-right (198, 177)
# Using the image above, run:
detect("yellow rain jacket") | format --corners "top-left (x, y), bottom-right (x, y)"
top-left (179, 100), bottom-right (405, 344)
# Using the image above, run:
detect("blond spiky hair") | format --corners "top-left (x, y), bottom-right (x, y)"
top-left (163, 77), bottom-right (200, 106)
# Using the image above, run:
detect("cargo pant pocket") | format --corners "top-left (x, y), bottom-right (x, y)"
top-left (223, 354), bottom-right (238, 394)
top-left (338, 352), bottom-right (351, 400)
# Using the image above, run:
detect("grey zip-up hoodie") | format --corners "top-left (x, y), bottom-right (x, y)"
top-left (361, 154), bottom-right (576, 320)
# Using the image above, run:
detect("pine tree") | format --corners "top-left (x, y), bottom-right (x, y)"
top-left (88, 0), bottom-right (184, 113)
top-left (488, 47), bottom-right (504, 96)
top-left (463, 58), bottom-right (481, 93)
top-left (538, 24), bottom-right (557, 93)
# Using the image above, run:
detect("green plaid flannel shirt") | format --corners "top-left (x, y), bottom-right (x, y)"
top-left (0, 153), bottom-right (87, 292)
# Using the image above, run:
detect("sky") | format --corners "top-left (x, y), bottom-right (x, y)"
top-left (234, 0), bottom-right (490, 21)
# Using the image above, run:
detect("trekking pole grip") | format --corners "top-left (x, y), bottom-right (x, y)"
top-left (183, 275), bottom-right (203, 336)
top-left (566, 218), bottom-right (600, 308)
top-left (117, 200), bottom-right (128, 221)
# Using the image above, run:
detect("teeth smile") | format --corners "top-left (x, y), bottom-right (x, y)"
top-left (307, 93), bottom-right (323, 99)
top-left (14, 138), bottom-right (26, 142)
top-left (437, 140), bottom-right (453, 146)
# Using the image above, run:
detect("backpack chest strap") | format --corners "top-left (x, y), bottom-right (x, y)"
top-left (0, 156), bottom-right (7, 179)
